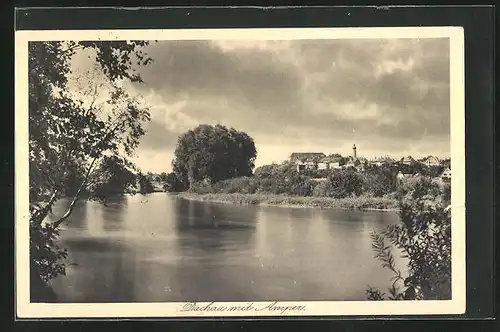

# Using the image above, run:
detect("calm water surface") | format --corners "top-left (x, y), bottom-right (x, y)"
top-left (48, 193), bottom-right (404, 302)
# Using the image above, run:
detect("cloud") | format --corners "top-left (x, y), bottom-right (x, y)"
top-left (70, 37), bottom-right (451, 172)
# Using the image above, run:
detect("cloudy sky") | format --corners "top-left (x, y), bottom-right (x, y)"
top-left (72, 37), bottom-right (450, 173)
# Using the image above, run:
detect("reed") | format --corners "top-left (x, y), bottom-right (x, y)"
top-left (178, 192), bottom-right (399, 211)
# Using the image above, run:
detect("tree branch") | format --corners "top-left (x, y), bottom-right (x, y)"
top-left (62, 43), bottom-right (84, 54)
top-left (84, 84), bottom-right (100, 118)
top-left (50, 156), bottom-right (99, 229)
top-left (30, 189), bottom-right (59, 225)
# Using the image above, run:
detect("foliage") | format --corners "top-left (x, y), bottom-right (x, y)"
top-left (367, 177), bottom-right (452, 300)
top-left (313, 169), bottom-right (363, 198)
top-left (30, 223), bottom-right (68, 285)
top-left (253, 163), bottom-right (281, 179)
top-left (180, 192), bottom-right (398, 210)
top-left (362, 165), bottom-right (398, 197)
top-left (137, 173), bottom-right (155, 194)
top-left (163, 172), bottom-right (186, 192)
top-left (214, 177), bottom-right (260, 194)
top-left (29, 40), bottom-right (153, 297)
top-left (172, 124), bottom-right (257, 188)
top-left (397, 161), bottom-right (425, 175)
top-left (420, 165), bottom-right (445, 178)
top-left (88, 155), bottom-right (138, 201)
top-left (158, 172), bottom-right (168, 182)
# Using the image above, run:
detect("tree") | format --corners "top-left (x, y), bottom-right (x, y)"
top-left (163, 172), bottom-right (185, 192)
top-left (28, 40), bottom-right (153, 300)
top-left (137, 173), bottom-right (154, 194)
top-left (288, 173), bottom-right (313, 196)
top-left (158, 172), bottom-right (168, 182)
top-left (172, 124), bottom-right (257, 188)
top-left (313, 169), bottom-right (363, 198)
top-left (366, 177), bottom-right (451, 300)
top-left (90, 156), bottom-right (138, 201)
top-left (362, 164), bottom-right (398, 197)
top-left (254, 163), bottom-right (280, 179)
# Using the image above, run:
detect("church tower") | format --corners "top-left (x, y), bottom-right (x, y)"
top-left (352, 144), bottom-right (357, 159)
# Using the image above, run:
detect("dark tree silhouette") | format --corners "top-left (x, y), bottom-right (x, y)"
top-left (172, 124), bottom-right (257, 189)
top-left (29, 40), bottom-right (154, 299)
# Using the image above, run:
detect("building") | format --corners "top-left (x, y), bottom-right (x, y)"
top-left (421, 155), bottom-right (441, 167)
top-left (372, 156), bottom-right (395, 167)
top-left (290, 145), bottom-right (362, 172)
top-left (290, 152), bottom-right (326, 163)
top-left (441, 167), bottom-right (451, 181)
top-left (401, 156), bottom-right (415, 165)
top-left (397, 171), bottom-right (413, 182)
top-left (317, 156), bottom-right (343, 170)
top-left (317, 162), bottom-right (328, 170)
top-left (290, 152), bottom-right (326, 172)
top-left (343, 160), bottom-right (357, 169)
top-left (355, 163), bottom-right (366, 172)
top-left (397, 171), bottom-right (405, 181)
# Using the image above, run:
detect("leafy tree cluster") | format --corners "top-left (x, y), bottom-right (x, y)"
top-left (137, 173), bottom-right (155, 194)
top-left (362, 165), bottom-right (399, 197)
top-left (366, 177), bottom-right (452, 300)
top-left (28, 40), bottom-right (154, 300)
top-left (90, 156), bottom-right (138, 201)
top-left (172, 124), bottom-right (257, 188)
top-left (312, 169), bottom-right (364, 198)
top-left (162, 172), bottom-right (185, 192)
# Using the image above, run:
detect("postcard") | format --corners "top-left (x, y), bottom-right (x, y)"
top-left (15, 26), bottom-right (465, 318)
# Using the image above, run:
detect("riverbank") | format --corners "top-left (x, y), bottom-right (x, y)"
top-left (177, 192), bottom-right (399, 211)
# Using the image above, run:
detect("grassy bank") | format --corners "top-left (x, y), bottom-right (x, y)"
top-left (178, 192), bottom-right (399, 211)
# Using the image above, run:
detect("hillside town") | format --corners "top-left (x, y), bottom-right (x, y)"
top-left (289, 144), bottom-right (451, 182)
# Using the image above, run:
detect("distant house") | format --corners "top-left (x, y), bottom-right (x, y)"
top-left (290, 152), bottom-right (326, 172)
top-left (290, 152), bottom-right (326, 163)
top-left (397, 171), bottom-right (405, 181)
top-left (317, 161), bottom-right (328, 170)
top-left (355, 163), bottom-right (366, 172)
top-left (401, 156), bottom-right (415, 165)
top-left (372, 156), bottom-right (395, 167)
top-left (343, 160), bottom-right (356, 169)
top-left (441, 167), bottom-right (452, 181)
top-left (317, 156), bottom-right (343, 170)
top-left (421, 155), bottom-right (441, 167)
top-left (397, 171), bottom-right (412, 182)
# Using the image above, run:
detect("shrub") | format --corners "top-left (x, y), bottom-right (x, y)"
top-left (367, 177), bottom-right (451, 300)
top-left (218, 177), bottom-right (259, 194)
top-left (362, 165), bottom-right (397, 197)
top-left (163, 172), bottom-right (185, 192)
top-left (254, 164), bottom-right (280, 179)
top-left (188, 180), bottom-right (216, 194)
top-left (313, 169), bottom-right (363, 198)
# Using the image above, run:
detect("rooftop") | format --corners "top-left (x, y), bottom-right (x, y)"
top-left (290, 152), bottom-right (326, 162)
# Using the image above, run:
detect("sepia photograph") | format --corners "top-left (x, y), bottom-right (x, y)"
top-left (15, 27), bottom-right (465, 317)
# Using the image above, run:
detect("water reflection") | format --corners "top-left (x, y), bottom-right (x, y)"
top-left (50, 194), bottom-right (403, 303)
top-left (45, 199), bottom-right (88, 229)
top-left (162, 199), bottom-right (260, 301)
top-left (101, 196), bottom-right (127, 231)
top-left (53, 239), bottom-right (137, 302)
top-left (173, 199), bottom-right (258, 257)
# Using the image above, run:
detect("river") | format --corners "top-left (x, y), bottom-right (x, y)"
top-left (47, 193), bottom-right (404, 302)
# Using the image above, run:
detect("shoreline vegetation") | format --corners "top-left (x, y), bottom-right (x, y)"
top-left (177, 192), bottom-right (400, 211)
